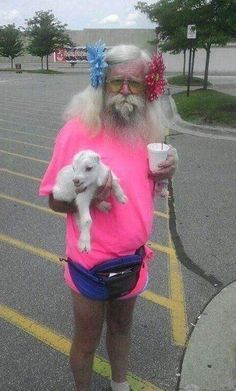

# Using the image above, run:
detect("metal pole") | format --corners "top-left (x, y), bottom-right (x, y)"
top-left (187, 41), bottom-right (192, 97)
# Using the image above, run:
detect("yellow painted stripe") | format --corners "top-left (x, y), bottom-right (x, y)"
top-left (0, 149), bottom-right (48, 163)
top-left (154, 210), bottom-right (169, 219)
top-left (0, 233), bottom-right (60, 265)
top-left (0, 126), bottom-right (54, 140)
top-left (0, 172), bottom-right (170, 224)
top-left (148, 241), bottom-right (175, 256)
top-left (0, 193), bottom-right (174, 258)
top-left (0, 168), bottom-right (41, 182)
top-left (0, 233), bottom-right (175, 312)
top-left (141, 290), bottom-right (174, 309)
top-left (0, 228), bottom-right (187, 348)
top-left (0, 104), bottom-right (61, 117)
top-left (168, 237), bottom-right (188, 346)
top-left (0, 117), bottom-right (55, 131)
top-left (0, 305), bottom-right (162, 391)
top-left (0, 193), bottom-right (63, 217)
top-left (0, 135), bottom-right (52, 150)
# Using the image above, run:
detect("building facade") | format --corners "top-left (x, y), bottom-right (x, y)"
top-left (0, 28), bottom-right (235, 75)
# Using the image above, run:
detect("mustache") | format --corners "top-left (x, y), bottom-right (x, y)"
top-left (105, 94), bottom-right (145, 122)
top-left (107, 94), bottom-right (145, 108)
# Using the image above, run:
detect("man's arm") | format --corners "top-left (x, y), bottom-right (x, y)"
top-left (48, 193), bottom-right (77, 214)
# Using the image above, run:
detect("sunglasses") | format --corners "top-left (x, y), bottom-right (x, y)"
top-left (106, 79), bottom-right (145, 95)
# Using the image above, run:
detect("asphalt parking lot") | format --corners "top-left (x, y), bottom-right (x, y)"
top-left (0, 71), bottom-right (189, 391)
top-left (1, 69), bottom-right (235, 391)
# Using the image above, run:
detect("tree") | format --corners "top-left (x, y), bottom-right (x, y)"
top-left (24, 10), bottom-right (73, 70)
top-left (136, 1), bottom-right (198, 77)
top-left (188, 0), bottom-right (235, 89)
top-left (136, 0), bottom-right (236, 89)
top-left (0, 24), bottom-right (24, 69)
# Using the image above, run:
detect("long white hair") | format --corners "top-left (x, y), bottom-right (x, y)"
top-left (63, 45), bottom-right (164, 143)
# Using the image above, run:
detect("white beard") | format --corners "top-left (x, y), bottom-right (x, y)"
top-left (103, 93), bottom-right (149, 142)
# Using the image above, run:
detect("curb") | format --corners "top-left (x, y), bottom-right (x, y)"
top-left (178, 280), bottom-right (236, 391)
top-left (159, 94), bottom-right (236, 140)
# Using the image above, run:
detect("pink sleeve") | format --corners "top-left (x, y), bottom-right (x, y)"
top-left (39, 123), bottom-right (75, 196)
top-left (39, 132), bottom-right (64, 196)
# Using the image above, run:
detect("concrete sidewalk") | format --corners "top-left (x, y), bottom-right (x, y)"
top-left (161, 80), bottom-right (236, 391)
top-left (179, 281), bottom-right (236, 391)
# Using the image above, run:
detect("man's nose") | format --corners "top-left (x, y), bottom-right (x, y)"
top-left (120, 81), bottom-right (130, 96)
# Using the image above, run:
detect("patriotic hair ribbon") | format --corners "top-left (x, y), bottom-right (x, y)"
top-left (86, 40), bottom-right (108, 89)
top-left (145, 53), bottom-right (166, 102)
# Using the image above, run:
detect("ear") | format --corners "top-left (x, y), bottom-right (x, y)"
top-left (94, 154), bottom-right (100, 164)
top-left (73, 151), bottom-right (84, 163)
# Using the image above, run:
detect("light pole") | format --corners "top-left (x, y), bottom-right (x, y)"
top-left (186, 24), bottom-right (196, 97)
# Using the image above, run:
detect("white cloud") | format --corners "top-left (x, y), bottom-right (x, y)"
top-left (99, 14), bottom-right (120, 25)
top-left (124, 12), bottom-right (140, 27)
top-left (0, 9), bottom-right (21, 25)
top-left (125, 20), bottom-right (137, 27)
top-left (126, 12), bottom-right (139, 22)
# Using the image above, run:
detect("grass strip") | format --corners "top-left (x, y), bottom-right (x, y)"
top-left (167, 74), bottom-right (211, 86)
top-left (0, 68), bottom-right (64, 74)
top-left (172, 88), bottom-right (236, 128)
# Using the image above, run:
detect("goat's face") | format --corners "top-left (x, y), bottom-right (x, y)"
top-left (72, 150), bottom-right (101, 190)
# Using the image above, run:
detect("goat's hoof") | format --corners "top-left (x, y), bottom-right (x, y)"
top-left (97, 201), bottom-right (112, 212)
top-left (119, 194), bottom-right (128, 204)
top-left (78, 239), bottom-right (91, 253)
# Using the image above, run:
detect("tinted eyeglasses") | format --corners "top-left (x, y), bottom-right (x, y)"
top-left (106, 79), bottom-right (145, 95)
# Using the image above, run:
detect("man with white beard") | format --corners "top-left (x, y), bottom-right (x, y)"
top-left (39, 43), bottom-right (178, 391)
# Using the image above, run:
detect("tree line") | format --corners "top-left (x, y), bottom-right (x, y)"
top-left (1, 3), bottom-right (235, 84)
top-left (136, 0), bottom-right (236, 89)
top-left (0, 10), bottom-right (73, 70)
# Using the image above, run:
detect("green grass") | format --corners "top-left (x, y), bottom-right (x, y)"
top-left (168, 74), bottom-right (212, 86)
top-left (172, 88), bottom-right (236, 128)
top-left (0, 68), bottom-right (64, 74)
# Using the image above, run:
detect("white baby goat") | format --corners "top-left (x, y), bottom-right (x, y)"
top-left (53, 150), bottom-right (128, 252)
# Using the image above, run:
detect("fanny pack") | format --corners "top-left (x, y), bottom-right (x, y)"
top-left (62, 246), bottom-right (145, 300)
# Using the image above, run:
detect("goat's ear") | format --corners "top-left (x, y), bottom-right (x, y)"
top-left (73, 151), bottom-right (84, 163)
top-left (94, 155), bottom-right (100, 164)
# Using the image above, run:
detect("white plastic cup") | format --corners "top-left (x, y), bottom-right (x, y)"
top-left (147, 143), bottom-right (170, 172)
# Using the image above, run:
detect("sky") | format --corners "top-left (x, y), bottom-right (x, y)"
top-left (0, 0), bottom-right (156, 30)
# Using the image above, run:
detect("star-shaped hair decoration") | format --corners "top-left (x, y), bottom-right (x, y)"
top-left (145, 53), bottom-right (166, 102)
top-left (86, 40), bottom-right (108, 89)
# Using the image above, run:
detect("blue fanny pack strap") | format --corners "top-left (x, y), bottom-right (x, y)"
top-left (66, 258), bottom-right (108, 300)
top-left (92, 246), bottom-right (145, 273)
top-left (92, 253), bottom-right (142, 273)
top-left (65, 246), bottom-right (145, 301)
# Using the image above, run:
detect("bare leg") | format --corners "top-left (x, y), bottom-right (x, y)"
top-left (70, 290), bottom-right (105, 391)
top-left (106, 297), bottom-right (137, 383)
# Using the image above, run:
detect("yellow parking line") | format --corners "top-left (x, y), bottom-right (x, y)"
top-left (0, 149), bottom-right (48, 163)
top-left (0, 304), bottom-right (163, 391)
top-left (148, 241), bottom-right (175, 256)
top-left (0, 233), bottom-right (60, 265)
top-left (0, 193), bottom-right (62, 217)
top-left (168, 235), bottom-right (188, 346)
top-left (0, 168), bottom-right (41, 182)
top-left (0, 149), bottom-right (188, 346)
top-left (141, 290), bottom-right (173, 309)
top-left (0, 126), bottom-right (54, 140)
top-left (0, 233), bottom-right (173, 311)
top-left (0, 193), bottom-right (172, 257)
top-left (0, 136), bottom-right (52, 150)
top-left (0, 170), bottom-right (166, 220)
top-left (154, 211), bottom-right (169, 219)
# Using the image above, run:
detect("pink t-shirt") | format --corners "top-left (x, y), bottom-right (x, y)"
top-left (39, 118), bottom-right (154, 296)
